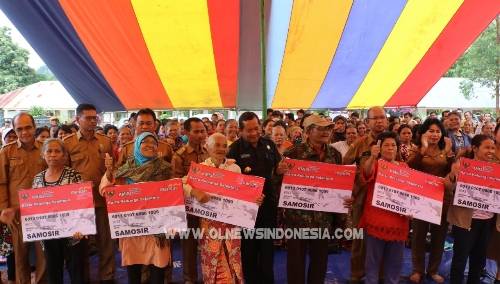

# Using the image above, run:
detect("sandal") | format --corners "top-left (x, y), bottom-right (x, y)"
top-left (428, 274), bottom-right (444, 283)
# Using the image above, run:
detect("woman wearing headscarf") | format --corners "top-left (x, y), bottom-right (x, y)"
top-left (184, 133), bottom-right (264, 283)
top-left (330, 115), bottom-right (347, 143)
top-left (100, 132), bottom-right (172, 284)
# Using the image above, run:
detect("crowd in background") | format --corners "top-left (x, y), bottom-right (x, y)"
top-left (0, 105), bottom-right (498, 284)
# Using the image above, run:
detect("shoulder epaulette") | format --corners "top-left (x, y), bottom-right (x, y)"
top-left (62, 133), bottom-right (76, 140)
top-left (1, 141), bottom-right (16, 148)
top-left (122, 140), bottom-right (135, 147)
top-left (96, 132), bottom-right (106, 136)
top-left (176, 146), bottom-right (186, 155)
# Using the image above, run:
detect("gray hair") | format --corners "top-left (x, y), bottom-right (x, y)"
top-left (206, 133), bottom-right (227, 150)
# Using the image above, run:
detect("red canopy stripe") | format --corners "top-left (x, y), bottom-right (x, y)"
top-left (386, 0), bottom-right (500, 107)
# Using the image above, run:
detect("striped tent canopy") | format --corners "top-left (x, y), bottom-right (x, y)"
top-left (0, 0), bottom-right (498, 111)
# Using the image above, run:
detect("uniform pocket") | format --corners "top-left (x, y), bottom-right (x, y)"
top-left (9, 158), bottom-right (24, 180)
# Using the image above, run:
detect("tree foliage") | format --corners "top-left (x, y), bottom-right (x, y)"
top-left (0, 26), bottom-right (47, 94)
top-left (445, 17), bottom-right (500, 115)
top-left (28, 106), bottom-right (46, 117)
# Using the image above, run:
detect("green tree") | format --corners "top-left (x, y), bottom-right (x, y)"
top-left (0, 26), bottom-right (47, 94)
top-left (28, 105), bottom-right (45, 117)
top-left (445, 17), bottom-right (500, 117)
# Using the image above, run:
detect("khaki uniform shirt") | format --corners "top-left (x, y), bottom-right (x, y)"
top-left (116, 139), bottom-right (173, 171)
top-left (343, 134), bottom-right (377, 206)
top-left (0, 140), bottom-right (47, 210)
top-left (63, 131), bottom-right (114, 207)
top-left (171, 144), bottom-right (209, 178)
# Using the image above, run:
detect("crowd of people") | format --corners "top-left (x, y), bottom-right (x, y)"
top-left (0, 104), bottom-right (498, 284)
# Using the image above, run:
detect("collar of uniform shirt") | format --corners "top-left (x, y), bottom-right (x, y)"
top-left (77, 130), bottom-right (98, 141)
top-left (306, 139), bottom-right (326, 156)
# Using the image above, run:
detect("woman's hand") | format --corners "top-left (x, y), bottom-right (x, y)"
top-left (343, 195), bottom-right (355, 208)
top-left (255, 194), bottom-right (265, 206)
top-left (420, 134), bottom-right (428, 149)
top-left (72, 232), bottom-right (87, 240)
top-left (191, 189), bottom-right (211, 204)
top-left (444, 137), bottom-right (453, 155)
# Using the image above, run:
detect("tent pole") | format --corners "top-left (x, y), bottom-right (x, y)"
top-left (260, 0), bottom-right (267, 119)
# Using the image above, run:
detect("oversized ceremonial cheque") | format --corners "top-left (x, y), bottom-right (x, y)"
top-left (278, 159), bottom-right (355, 214)
top-left (19, 182), bottom-right (96, 242)
top-left (373, 160), bottom-right (444, 224)
top-left (453, 158), bottom-right (500, 213)
top-left (105, 179), bottom-right (187, 239)
top-left (186, 163), bottom-right (264, 229)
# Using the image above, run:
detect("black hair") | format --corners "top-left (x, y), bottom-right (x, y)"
top-left (494, 123), bottom-right (500, 135)
top-left (215, 119), bottom-right (225, 127)
top-left (238, 112), bottom-right (260, 130)
top-left (136, 108), bottom-right (156, 122)
top-left (447, 111), bottom-right (461, 120)
top-left (267, 108), bottom-right (273, 114)
top-left (318, 112), bottom-right (325, 116)
top-left (12, 113), bottom-right (35, 128)
top-left (211, 113), bottom-right (218, 118)
top-left (129, 112), bottom-right (137, 120)
top-left (297, 109), bottom-right (305, 115)
top-left (204, 120), bottom-right (214, 127)
top-left (184, 117), bottom-right (203, 132)
top-left (429, 111), bottom-right (437, 116)
top-left (351, 111), bottom-right (359, 118)
top-left (274, 120), bottom-right (287, 129)
top-left (388, 122), bottom-right (400, 132)
top-left (104, 125), bottom-right (118, 135)
top-left (441, 110), bottom-right (450, 118)
top-left (417, 118), bottom-right (446, 150)
top-left (68, 123), bottom-right (79, 132)
top-left (397, 124), bottom-right (412, 135)
top-left (404, 112), bottom-right (413, 118)
top-left (34, 127), bottom-right (50, 138)
top-left (263, 119), bottom-right (274, 128)
top-left (299, 113), bottom-right (312, 129)
top-left (54, 124), bottom-right (72, 138)
top-left (388, 116), bottom-right (400, 123)
top-left (225, 119), bottom-right (236, 128)
top-left (375, 131), bottom-right (401, 159)
top-left (285, 113), bottom-right (294, 120)
top-left (469, 134), bottom-right (493, 159)
top-left (76, 103), bottom-right (97, 116)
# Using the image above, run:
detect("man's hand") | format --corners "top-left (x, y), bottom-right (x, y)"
top-left (0, 208), bottom-right (19, 233)
top-left (276, 156), bottom-right (288, 175)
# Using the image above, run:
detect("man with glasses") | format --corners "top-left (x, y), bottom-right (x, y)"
top-left (274, 115), bottom-right (354, 283)
top-left (0, 113), bottom-right (48, 283)
top-left (63, 103), bottom-right (116, 283)
top-left (344, 106), bottom-right (388, 284)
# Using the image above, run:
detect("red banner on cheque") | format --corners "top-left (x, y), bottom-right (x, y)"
top-left (454, 158), bottom-right (500, 213)
top-left (187, 163), bottom-right (264, 229)
top-left (278, 159), bottom-right (355, 213)
top-left (105, 179), bottom-right (187, 238)
top-left (19, 182), bottom-right (96, 242)
top-left (373, 160), bottom-right (444, 224)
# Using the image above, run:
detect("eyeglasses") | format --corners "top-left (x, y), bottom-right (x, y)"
top-left (79, 116), bottom-right (98, 122)
top-left (368, 116), bottom-right (386, 121)
top-left (15, 125), bottom-right (33, 132)
top-left (140, 140), bottom-right (158, 146)
top-left (311, 126), bottom-right (332, 132)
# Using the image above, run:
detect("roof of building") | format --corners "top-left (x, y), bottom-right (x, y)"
top-left (0, 81), bottom-right (77, 110)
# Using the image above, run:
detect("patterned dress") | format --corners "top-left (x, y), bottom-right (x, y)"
top-left (199, 158), bottom-right (244, 284)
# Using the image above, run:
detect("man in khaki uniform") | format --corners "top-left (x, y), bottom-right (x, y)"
top-left (343, 106), bottom-right (387, 283)
top-left (171, 117), bottom-right (210, 284)
top-left (0, 113), bottom-right (48, 283)
top-left (63, 104), bottom-right (115, 283)
top-left (116, 108), bottom-right (173, 169)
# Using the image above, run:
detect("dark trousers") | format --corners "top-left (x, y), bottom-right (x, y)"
top-left (44, 238), bottom-right (85, 284)
top-left (127, 264), bottom-right (165, 284)
top-left (7, 253), bottom-right (15, 281)
top-left (450, 218), bottom-right (495, 284)
top-left (286, 236), bottom-right (328, 284)
top-left (411, 216), bottom-right (448, 275)
top-left (181, 214), bottom-right (199, 282)
top-left (242, 204), bottom-right (277, 284)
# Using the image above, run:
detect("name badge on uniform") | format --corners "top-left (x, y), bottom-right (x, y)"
top-left (240, 154), bottom-right (251, 158)
top-left (9, 157), bottom-right (20, 160)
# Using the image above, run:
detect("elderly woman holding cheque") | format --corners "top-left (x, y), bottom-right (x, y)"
top-left (183, 133), bottom-right (264, 284)
top-left (100, 132), bottom-right (172, 284)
